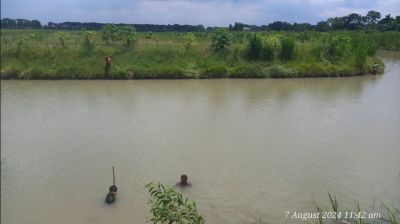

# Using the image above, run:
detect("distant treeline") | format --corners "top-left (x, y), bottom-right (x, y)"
top-left (1, 11), bottom-right (399, 32)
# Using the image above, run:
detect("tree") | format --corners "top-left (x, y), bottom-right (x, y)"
top-left (16, 19), bottom-right (32, 28)
top-left (1, 18), bottom-right (17, 28)
top-left (268, 21), bottom-right (292, 31)
top-left (327, 17), bottom-right (345, 30)
top-left (81, 31), bottom-right (96, 56)
top-left (117, 26), bottom-right (137, 48)
top-left (101, 24), bottom-right (118, 45)
top-left (210, 29), bottom-right (231, 52)
top-left (31, 20), bottom-right (42, 28)
top-left (146, 182), bottom-right (205, 224)
top-left (366, 11), bottom-right (381, 24)
top-left (345, 13), bottom-right (363, 30)
top-left (316, 21), bottom-right (330, 31)
top-left (233, 22), bottom-right (245, 31)
top-left (293, 23), bottom-right (312, 32)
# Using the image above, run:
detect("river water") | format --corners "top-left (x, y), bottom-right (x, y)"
top-left (1, 51), bottom-right (400, 224)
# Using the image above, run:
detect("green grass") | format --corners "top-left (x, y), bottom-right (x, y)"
top-left (310, 193), bottom-right (400, 224)
top-left (1, 29), bottom-right (393, 79)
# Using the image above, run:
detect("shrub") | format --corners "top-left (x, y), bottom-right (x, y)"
top-left (80, 31), bottom-right (96, 56)
top-left (146, 182), bottom-right (205, 224)
top-left (183, 33), bottom-right (198, 49)
top-left (54, 32), bottom-right (71, 48)
top-left (324, 34), bottom-right (351, 61)
top-left (118, 26), bottom-right (137, 48)
top-left (211, 29), bottom-right (232, 52)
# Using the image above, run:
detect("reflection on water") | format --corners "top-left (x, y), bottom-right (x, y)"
top-left (1, 51), bottom-right (400, 224)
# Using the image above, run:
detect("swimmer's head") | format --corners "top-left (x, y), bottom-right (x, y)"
top-left (180, 174), bottom-right (188, 185)
top-left (109, 185), bottom-right (118, 192)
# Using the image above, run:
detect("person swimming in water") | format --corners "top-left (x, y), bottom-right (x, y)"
top-left (105, 185), bottom-right (118, 204)
top-left (177, 174), bottom-right (191, 187)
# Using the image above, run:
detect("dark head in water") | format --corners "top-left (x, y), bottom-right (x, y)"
top-left (178, 174), bottom-right (191, 187)
top-left (109, 185), bottom-right (118, 193)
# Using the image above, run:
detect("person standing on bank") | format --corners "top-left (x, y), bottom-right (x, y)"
top-left (104, 56), bottom-right (112, 79)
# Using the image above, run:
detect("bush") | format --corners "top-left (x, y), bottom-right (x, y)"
top-left (280, 38), bottom-right (295, 61)
top-left (324, 34), bottom-right (351, 61)
top-left (183, 33), bottom-right (198, 49)
top-left (146, 182), bottom-right (205, 224)
top-left (211, 29), bottom-right (232, 52)
top-left (80, 31), bottom-right (96, 56)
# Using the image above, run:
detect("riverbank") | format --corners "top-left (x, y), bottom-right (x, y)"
top-left (0, 29), bottom-right (392, 79)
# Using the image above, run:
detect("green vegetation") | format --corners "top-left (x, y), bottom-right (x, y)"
top-left (145, 182), bottom-right (204, 224)
top-left (143, 183), bottom-right (399, 224)
top-left (311, 193), bottom-right (400, 224)
top-left (1, 29), bottom-right (395, 79)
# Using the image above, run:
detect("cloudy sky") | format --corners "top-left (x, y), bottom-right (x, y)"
top-left (1, 0), bottom-right (399, 26)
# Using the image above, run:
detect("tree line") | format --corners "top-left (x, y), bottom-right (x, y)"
top-left (230, 11), bottom-right (400, 31)
top-left (1, 11), bottom-right (399, 32)
top-left (0, 19), bottom-right (205, 32)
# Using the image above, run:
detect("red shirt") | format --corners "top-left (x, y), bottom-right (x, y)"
top-left (104, 57), bottom-right (112, 64)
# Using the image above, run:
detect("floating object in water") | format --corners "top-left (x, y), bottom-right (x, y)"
top-left (105, 166), bottom-right (117, 204)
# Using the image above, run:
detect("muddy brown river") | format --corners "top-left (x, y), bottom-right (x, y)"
top-left (1, 51), bottom-right (399, 224)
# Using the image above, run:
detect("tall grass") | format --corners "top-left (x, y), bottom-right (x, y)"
top-left (313, 193), bottom-right (399, 224)
top-left (280, 37), bottom-right (296, 61)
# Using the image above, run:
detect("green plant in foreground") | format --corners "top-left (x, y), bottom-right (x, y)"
top-left (382, 202), bottom-right (399, 224)
top-left (329, 193), bottom-right (339, 223)
top-left (145, 182), bottom-right (205, 224)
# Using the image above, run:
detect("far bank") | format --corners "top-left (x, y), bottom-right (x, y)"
top-left (1, 29), bottom-right (394, 79)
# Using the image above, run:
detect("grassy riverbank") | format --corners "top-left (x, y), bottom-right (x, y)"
top-left (1, 29), bottom-right (396, 79)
